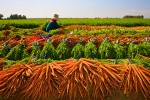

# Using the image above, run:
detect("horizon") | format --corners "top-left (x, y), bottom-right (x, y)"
top-left (0, 0), bottom-right (150, 18)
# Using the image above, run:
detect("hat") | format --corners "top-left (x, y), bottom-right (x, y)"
top-left (52, 14), bottom-right (59, 20)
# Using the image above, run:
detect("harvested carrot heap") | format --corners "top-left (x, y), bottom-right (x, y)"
top-left (0, 58), bottom-right (149, 100)
top-left (60, 58), bottom-right (122, 100)
top-left (120, 63), bottom-right (150, 99)
top-left (19, 62), bottom-right (64, 100)
top-left (0, 62), bottom-right (34, 99)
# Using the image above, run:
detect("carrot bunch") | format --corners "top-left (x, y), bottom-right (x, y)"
top-left (49, 34), bottom-right (64, 47)
top-left (60, 58), bottom-right (122, 100)
top-left (137, 54), bottom-right (150, 62)
top-left (0, 58), bottom-right (149, 100)
top-left (2, 30), bottom-right (10, 36)
top-left (120, 63), bottom-right (150, 99)
top-left (0, 61), bottom-right (34, 99)
top-left (19, 62), bottom-right (64, 100)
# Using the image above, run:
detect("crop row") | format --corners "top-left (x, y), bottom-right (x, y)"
top-left (1, 39), bottom-right (150, 61)
top-left (1, 26), bottom-right (150, 38)
top-left (1, 18), bottom-right (150, 29)
top-left (65, 28), bottom-right (150, 36)
top-left (59, 18), bottom-right (150, 27)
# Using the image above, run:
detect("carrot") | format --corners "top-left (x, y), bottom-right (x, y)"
top-left (52, 62), bottom-right (63, 71)
top-left (120, 71), bottom-right (128, 90)
top-left (74, 72), bottom-right (79, 82)
top-left (80, 58), bottom-right (98, 63)
top-left (138, 65), bottom-right (150, 78)
top-left (45, 64), bottom-right (49, 80)
top-left (97, 82), bottom-right (105, 99)
top-left (138, 68), bottom-right (150, 88)
top-left (129, 64), bottom-right (149, 99)
top-left (66, 80), bottom-right (70, 94)
top-left (25, 69), bottom-right (32, 77)
top-left (31, 67), bottom-right (43, 81)
top-left (64, 61), bottom-right (79, 77)
top-left (69, 79), bottom-right (73, 99)
top-left (79, 62), bottom-right (84, 80)
top-left (97, 67), bottom-right (105, 82)
top-left (49, 63), bottom-right (55, 76)
top-left (63, 61), bottom-right (75, 70)
top-left (81, 60), bottom-right (100, 77)
top-left (106, 64), bottom-right (122, 73)
top-left (77, 85), bottom-right (83, 98)
top-left (33, 63), bottom-right (47, 70)
top-left (100, 64), bottom-right (120, 82)
top-left (0, 72), bottom-right (14, 80)
top-left (80, 58), bottom-right (98, 68)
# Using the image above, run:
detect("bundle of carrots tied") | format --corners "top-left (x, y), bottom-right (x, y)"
top-left (0, 58), bottom-right (149, 100)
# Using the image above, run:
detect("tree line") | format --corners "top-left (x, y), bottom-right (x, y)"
top-left (0, 14), bottom-right (27, 19)
top-left (0, 14), bottom-right (145, 19)
top-left (123, 15), bottom-right (144, 18)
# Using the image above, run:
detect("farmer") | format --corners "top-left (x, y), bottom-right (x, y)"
top-left (46, 14), bottom-right (62, 32)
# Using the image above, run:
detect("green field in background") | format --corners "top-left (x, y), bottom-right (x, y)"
top-left (0, 18), bottom-right (150, 28)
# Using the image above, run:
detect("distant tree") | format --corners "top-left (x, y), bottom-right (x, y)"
top-left (123, 15), bottom-right (144, 18)
top-left (22, 15), bottom-right (26, 19)
top-left (0, 14), bottom-right (3, 19)
top-left (14, 14), bottom-right (18, 19)
top-left (8, 14), bottom-right (27, 19)
top-left (18, 15), bottom-right (22, 19)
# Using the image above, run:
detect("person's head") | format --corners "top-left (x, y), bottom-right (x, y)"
top-left (52, 14), bottom-right (59, 20)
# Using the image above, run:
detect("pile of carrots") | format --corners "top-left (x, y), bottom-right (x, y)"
top-left (120, 63), bottom-right (150, 99)
top-left (5, 34), bottom-right (147, 49)
top-left (60, 58), bottom-right (122, 100)
top-left (64, 25), bottom-right (150, 30)
top-left (0, 58), bottom-right (149, 100)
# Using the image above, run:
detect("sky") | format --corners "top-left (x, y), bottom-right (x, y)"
top-left (0, 0), bottom-right (150, 18)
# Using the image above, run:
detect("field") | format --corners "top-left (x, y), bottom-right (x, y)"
top-left (0, 18), bottom-right (150, 27)
top-left (0, 18), bottom-right (150, 100)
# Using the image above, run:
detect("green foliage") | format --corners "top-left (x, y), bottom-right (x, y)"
top-left (98, 39), bottom-right (115, 59)
top-left (5, 42), bottom-right (27, 60)
top-left (132, 55), bottom-right (150, 69)
top-left (1, 18), bottom-right (150, 30)
top-left (33, 58), bottom-right (52, 65)
top-left (138, 41), bottom-right (150, 57)
top-left (56, 39), bottom-right (69, 60)
top-left (0, 24), bottom-right (10, 31)
top-left (22, 49), bottom-right (29, 59)
top-left (9, 23), bottom-right (39, 29)
top-left (20, 57), bottom-right (30, 63)
top-left (113, 41), bottom-right (126, 59)
top-left (71, 42), bottom-right (84, 59)
top-left (50, 29), bottom-right (59, 35)
top-left (84, 40), bottom-right (97, 59)
top-left (2, 60), bottom-right (17, 70)
top-left (70, 28), bottom-right (150, 37)
top-left (128, 42), bottom-right (140, 58)
top-left (40, 40), bottom-right (56, 59)
top-left (42, 22), bottom-right (48, 31)
top-left (0, 43), bottom-right (11, 57)
top-left (58, 18), bottom-right (150, 26)
top-left (30, 42), bottom-right (41, 59)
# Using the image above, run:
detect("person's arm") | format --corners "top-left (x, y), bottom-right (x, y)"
top-left (46, 21), bottom-right (62, 32)
top-left (54, 21), bottom-right (61, 28)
